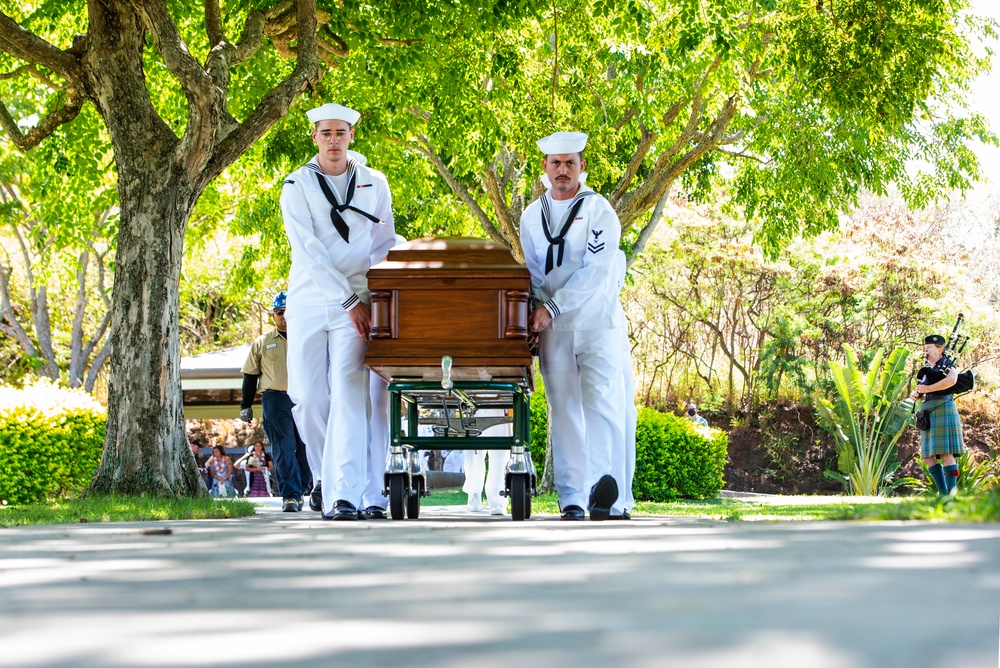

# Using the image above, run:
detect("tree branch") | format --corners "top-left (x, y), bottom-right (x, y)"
top-left (481, 157), bottom-right (523, 261)
top-left (134, 0), bottom-right (223, 175)
top-left (201, 0), bottom-right (321, 187)
top-left (0, 261), bottom-right (38, 359)
top-left (0, 63), bottom-right (59, 90)
top-left (83, 334), bottom-right (111, 394)
top-left (205, 0), bottom-right (226, 46)
top-left (0, 87), bottom-right (83, 151)
top-left (0, 12), bottom-right (82, 84)
top-left (628, 185), bottom-right (674, 269)
top-left (609, 122), bottom-right (656, 208)
top-left (68, 248), bottom-right (89, 387)
top-left (713, 146), bottom-right (768, 164)
top-left (412, 134), bottom-right (507, 247)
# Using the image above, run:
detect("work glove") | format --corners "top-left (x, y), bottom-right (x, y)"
top-left (240, 407), bottom-right (252, 423)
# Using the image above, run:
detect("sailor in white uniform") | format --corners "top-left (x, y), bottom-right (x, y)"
top-left (519, 131), bottom-right (626, 521)
top-left (281, 102), bottom-right (395, 521)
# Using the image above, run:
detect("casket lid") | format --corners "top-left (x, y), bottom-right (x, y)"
top-left (370, 237), bottom-right (528, 276)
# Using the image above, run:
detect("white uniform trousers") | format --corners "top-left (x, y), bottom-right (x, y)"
top-left (539, 327), bottom-right (626, 511)
top-left (463, 420), bottom-right (511, 508)
top-left (364, 371), bottom-right (390, 509)
top-left (286, 304), bottom-right (370, 513)
top-left (620, 329), bottom-right (637, 513)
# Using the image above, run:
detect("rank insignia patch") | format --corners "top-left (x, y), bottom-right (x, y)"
top-left (588, 229), bottom-right (605, 253)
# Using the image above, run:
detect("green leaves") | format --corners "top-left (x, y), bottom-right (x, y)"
top-left (815, 343), bottom-right (914, 496)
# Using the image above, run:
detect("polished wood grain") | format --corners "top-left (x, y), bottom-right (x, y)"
top-left (365, 237), bottom-right (533, 385)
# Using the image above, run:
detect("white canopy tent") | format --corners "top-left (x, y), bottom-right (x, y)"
top-left (180, 346), bottom-right (250, 419)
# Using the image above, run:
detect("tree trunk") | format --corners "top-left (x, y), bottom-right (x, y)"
top-left (88, 172), bottom-right (205, 497)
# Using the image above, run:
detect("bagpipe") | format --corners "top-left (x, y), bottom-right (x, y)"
top-left (926, 313), bottom-right (975, 396)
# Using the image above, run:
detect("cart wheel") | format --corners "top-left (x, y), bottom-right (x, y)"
top-left (510, 474), bottom-right (527, 521)
top-left (406, 478), bottom-right (423, 519)
top-left (525, 487), bottom-right (532, 520)
top-left (389, 474), bottom-right (406, 520)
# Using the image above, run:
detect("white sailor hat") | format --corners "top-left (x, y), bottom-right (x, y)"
top-left (536, 131), bottom-right (588, 155)
top-left (306, 103), bottom-right (360, 126)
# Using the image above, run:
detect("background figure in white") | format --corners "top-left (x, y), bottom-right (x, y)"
top-left (614, 250), bottom-right (637, 518)
top-left (442, 450), bottom-right (465, 473)
top-left (360, 234), bottom-right (407, 518)
top-left (463, 409), bottom-right (512, 514)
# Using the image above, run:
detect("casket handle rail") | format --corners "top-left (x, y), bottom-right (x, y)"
top-left (501, 289), bottom-right (530, 339)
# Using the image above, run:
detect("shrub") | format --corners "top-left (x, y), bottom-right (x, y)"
top-left (633, 408), bottom-right (728, 501)
top-left (528, 376), bottom-right (548, 476)
top-left (0, 379), bottom-right (106, 504)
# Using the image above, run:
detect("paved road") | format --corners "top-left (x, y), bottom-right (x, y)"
top-left (0, 508), bottom-right (998, 668)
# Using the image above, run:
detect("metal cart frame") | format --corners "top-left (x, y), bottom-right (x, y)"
top-left (381, 369), bottom-right (537, 521)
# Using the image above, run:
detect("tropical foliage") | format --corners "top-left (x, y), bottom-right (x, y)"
top-left (814, 344), bottom-right (914, 496)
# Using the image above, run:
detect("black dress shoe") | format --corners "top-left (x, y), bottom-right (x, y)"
top-left (309, 482), bottom-right (323, 512)
top-left (365, 506), bottom-right (387, 520)
top-left (332, 500), bottom-right (358, 521)
top-left (608, 510), bottom-right (632, 520)
top-left (588, 474), bottom-right (619, 522)
top-left (560, 505), bottom-right (585, 521)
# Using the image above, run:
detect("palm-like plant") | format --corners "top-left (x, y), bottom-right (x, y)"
top-left (815, 345), bottom-right (915, 496)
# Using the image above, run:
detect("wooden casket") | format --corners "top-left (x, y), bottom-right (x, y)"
top-left (365, 237), bottom-right (533, 386)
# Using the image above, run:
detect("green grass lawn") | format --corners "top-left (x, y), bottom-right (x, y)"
top-left (0, 495), bottom-right (257, 527)
top-left (428, 488), bottom-right (1000, 522)
top-left (5, 488), bottom-right (997, 527)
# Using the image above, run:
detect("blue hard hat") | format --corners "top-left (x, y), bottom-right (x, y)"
top-left (272, 291), bottom-right (287, 310)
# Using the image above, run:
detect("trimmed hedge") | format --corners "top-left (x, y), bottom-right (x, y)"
top-left (528, 378), bottom-right (548, 476)
top-left (634, 408), bottom-right (727, 501)
top-left (0, 380), bottom-right (106, 505)
top-left (529, 379), bottom-right (728, 501)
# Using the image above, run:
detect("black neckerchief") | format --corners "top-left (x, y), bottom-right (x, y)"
top-left (311, 160), bottom-right (382, 243)
top-left (540, 189), bottom-right (595, 274)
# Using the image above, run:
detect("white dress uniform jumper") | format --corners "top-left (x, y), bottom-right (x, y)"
top-left (281, 154), bottom-right (394, 514)
top-left (520, 182), bottom-right (626, 513)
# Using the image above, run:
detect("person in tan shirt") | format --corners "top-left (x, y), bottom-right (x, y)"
top-left (240, 291), bottom-right (311, 511)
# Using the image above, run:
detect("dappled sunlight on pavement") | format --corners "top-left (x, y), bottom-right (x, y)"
top-left (0, 508), bottom-right (997, 667)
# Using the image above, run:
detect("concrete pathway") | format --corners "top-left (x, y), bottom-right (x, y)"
top-left (0, 507), bottom-right (998, 668)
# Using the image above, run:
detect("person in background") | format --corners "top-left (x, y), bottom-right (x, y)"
top-left (686, 403), bottom-right (709, 428)
top-left (240, 290), bottom-right (311, 512)
top-left (240, 441), bottom-right (274, 498)
top-left (911, 334), bottom-right (965, 494)
top-left (206, 445), bottom-right (235, 498)
top-left (190, 440), bottom-right (210, 490)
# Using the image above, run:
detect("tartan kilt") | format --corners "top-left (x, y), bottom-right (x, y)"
top-left (919, 396), bottom-right (965, 458)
